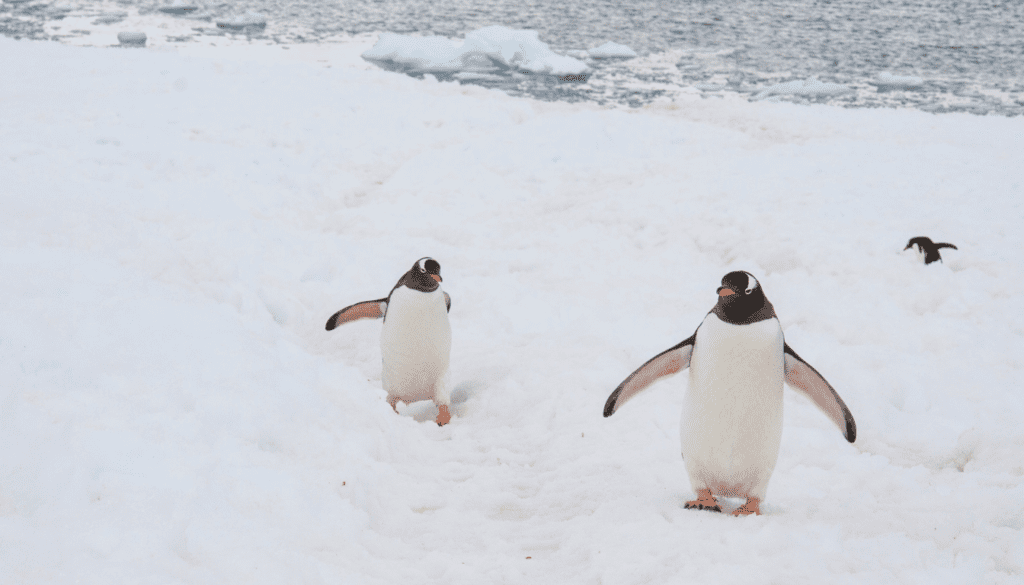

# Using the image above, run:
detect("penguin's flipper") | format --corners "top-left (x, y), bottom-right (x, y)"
top-left (325, 298), bottom-right (388, 331)
top-left (444, 292), bottom-right (451, 312)
top-left (604, 334), bottom-right (695, 417)
top-left (783, 344), bottom-right (856, 443)
top-left (935, 242), bottom-right (958, 250)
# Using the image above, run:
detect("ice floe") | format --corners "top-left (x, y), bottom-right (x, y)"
top-left (873, 72), bottom-right (924, 89)
top-left (116, 31), bottom-right (146, 46)
top-left (362, 25), bottom-right (589, 77)
top-left (754, 76), bottom-right (854, 100)
top-left (157, 1), bottom-right (199, 15)
top-left (586, 41), bottom-right (638, 59)
top-left (216, 11), bottom-right (267, 30)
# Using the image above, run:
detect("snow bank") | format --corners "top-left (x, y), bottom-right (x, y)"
top-left (754, 76), bottom-right (854, 100)
top-left (1, 36), bottom-right (1023, 585)
top-left (362, 25), bottom-right (589, 76)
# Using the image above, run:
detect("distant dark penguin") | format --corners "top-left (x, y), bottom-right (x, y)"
top-left (326, 258), bottom-right (453, 426)
top-left (604, 271), bottom-right (856, 516)
top-left (904, 237), bottom-right (958, 265)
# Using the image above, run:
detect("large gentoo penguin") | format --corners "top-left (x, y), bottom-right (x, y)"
top-left (326, 258), bottom-right (453, 426)
top-left (904, 237), bottom-right (958, 265)
top-left (603, 271), bottom-right (855, 516)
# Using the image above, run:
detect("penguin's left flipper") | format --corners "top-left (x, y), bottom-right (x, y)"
top-left (444, 292), bottom-right (451, 312)
top-left (604, 334), bottom-right (695, 417)
top-left (325, 298), bottom-right (388, 331)
top-left (783, 344), bottom-right (857, 443)
top-left (935, 242), bottom-right (958, 250)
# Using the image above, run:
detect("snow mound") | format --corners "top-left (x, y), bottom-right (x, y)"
top-left (586, 41), bottom-right (638, 59)
top-left (754, 77), bottom-right (853, 100)
top-left (362, 25), bottom-right (589, 76)
top-left (874, 72), bottom-right (924, 89)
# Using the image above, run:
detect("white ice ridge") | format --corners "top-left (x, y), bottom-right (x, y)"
top-left (361, 25), bottom-right (590, 76)
top-left (585, 41), bottom-right (638, 59)
top-left (754, 77), bottom-right (854, 100)
top-left (874, 72), bottom-right (924, 88)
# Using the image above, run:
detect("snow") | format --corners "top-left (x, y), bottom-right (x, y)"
top-left (586, 41), bottom-right (638, 59)
top-left (362, 25), bottom-right (589, 76)
top-left (755, 76), bottom-right (854, 100)
top-left (2, 35), bottom-right (1024, 584)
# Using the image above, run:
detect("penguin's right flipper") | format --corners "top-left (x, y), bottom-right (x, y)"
top-left (935, 242), bottom-right (958, 250)
top-left (604, 334), bottom-right (695, 417)
top-left (325, 298), bottom-right (388, 331)
top-left (783, 344), bottom-right (856, 443)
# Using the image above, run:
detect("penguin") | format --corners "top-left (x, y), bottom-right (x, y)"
top-left (904, 237), bottom-right (958, 265)
top-left (326, 257), bottom-right (453, 426)
top-left (603, 271), bottom-right (855, 516)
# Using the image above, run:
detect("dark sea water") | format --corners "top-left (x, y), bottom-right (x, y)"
top-left (3, 0), bottom-right (1023, 114)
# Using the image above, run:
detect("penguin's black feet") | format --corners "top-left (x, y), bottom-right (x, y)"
top-left (684, 489), bottom-right (721, 513)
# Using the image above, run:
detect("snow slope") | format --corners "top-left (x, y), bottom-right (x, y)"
top-left (1, 36), bottom-right (1023, 584)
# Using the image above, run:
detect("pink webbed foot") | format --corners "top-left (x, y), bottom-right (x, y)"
top-left (684, 489), bottom-right (722, 513)
top-left (435, 404), bottom-right (451, 426)
top-left (731, 498), bottom-right (761, 516)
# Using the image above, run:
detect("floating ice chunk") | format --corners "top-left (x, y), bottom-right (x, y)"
top-left (565, 49), bottom-right (590, 59)
top-left (874, 72), bottom-right (924, 89)
top-left (216, 11), bottom-right (267, 30)
top-left (362, 25), bottom-right (589, 77)
top-left (117, 32), bottom-right (147, 46)
top-left (754, 77), bottom-right (853, 100)
top-left (586, 41), bottom-right (637, 59)
top-left (158, 0), bottom-right (199, 15)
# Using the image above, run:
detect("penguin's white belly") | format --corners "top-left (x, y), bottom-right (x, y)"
top-left (681, 314), bottom-right (784, 500)
top-left (380, 286), bottom-right (451, 404)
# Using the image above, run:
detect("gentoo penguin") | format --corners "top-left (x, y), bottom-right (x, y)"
top-left (325, 257), bottom-right (453, 426)
top-left (904, 237), bottom-right (958, 265)
top-left (603, 271), bottom-right (855, 516)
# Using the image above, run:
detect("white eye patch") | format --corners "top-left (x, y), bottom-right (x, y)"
top-left (744, 273), bottom-right (759, 294)
top-left (416, 258), bottom-right (429, 273)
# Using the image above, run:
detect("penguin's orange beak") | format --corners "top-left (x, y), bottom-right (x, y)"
top-left (430, 274), bottom-right (442, 283)
top-left (717, 287), bottom-right (735, 297)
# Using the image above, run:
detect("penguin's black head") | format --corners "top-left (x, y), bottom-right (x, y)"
top-left (400, 257), bottom-right (442, 293)
top-left (414, 257), bottom-right (442, 282)
top-left (904, 237), bottom-right (932, 252)
top-left (713, 271), bottom-right (775, 325)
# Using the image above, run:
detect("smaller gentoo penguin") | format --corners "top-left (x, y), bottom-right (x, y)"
top-left (326, 258), bottom-right (453, 426)
top-left (604, 271), bottom-right (855, 516)
top-left (904, 237), bottom-right (958, 265)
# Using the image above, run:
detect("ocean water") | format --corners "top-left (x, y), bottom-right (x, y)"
top-left (3, 0), bottom-right (1023, 114)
